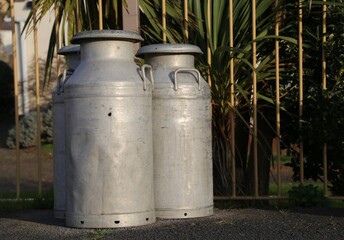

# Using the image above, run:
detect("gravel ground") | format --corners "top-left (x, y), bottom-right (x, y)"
top-left (0, 208), bottom-right (344, 240)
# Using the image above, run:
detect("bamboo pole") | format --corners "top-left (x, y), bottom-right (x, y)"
top-left (162, 0), bottom-right (166, 43)
top-left (183, 0), bottom-right (188, 40)
top-left (76, 0), bottom-right (80, 33)
top-left (275, 0), bottom-right (281, 196)
top-left (10, 0), bottom-right (21, 200)
top-left (207, 0), bottom-right (211, 86)
top-left (55, 3), bottom-right (61, 77)
top-left (32, 0), bottom-right (42, 197)
top-left (98, 0), bottom-right (103, 30)
top-left (54, 5), bottom-right (61, 203)
top-left (252, 0), bottom-right (258, 197)
top-left (322, 0), bottom-right (328, 197)
top-left (322, 1), bottom-right (327, 90)
top-left (229, 0), bottom-right (236, 197)
top-left (298, 0), bottom-right (304, 184)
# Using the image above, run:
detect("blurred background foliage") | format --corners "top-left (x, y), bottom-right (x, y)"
top-left (22, 0), bottom-right (344, 196)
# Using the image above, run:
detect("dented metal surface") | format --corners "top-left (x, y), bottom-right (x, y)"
top-left (64, 30), bottom-right (155, 228)
top-left (137, 44), bottom-right (213, 219)
top-left (52, 45), bottom-right (80, 219)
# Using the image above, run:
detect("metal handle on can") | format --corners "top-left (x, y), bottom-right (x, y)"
top-left (141, 64), bottom-right (154, 91)
top-left (174, 68), bottom-right (201, 91)
top-left (57, 69), bottom-right (67, 95)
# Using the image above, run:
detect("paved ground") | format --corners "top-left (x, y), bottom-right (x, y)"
top-left (0, 147), bottom-right (53, 193)
top-left (0, 208), bottom-right (344, 240)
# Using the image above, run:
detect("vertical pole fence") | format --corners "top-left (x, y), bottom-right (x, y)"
top-left (76, 0), bottom-right (81, 33)
top-left (252, 0), bottom-right (259, 197)
top-left (298, 0), bottom-right (304, 184)
top-left (206, 0), bottom-right (212, 86)
top-left (32, 0), bottom-right (42, 197)
top-left (275, 0), bottom-right (281, 196)
top-left (54, 3), bottom-right (61, 200)
top-left (10, 0), bottom-right (21, 199)
top-left (55, 3), bottom-right (61, 77)
top-left (162, 0), bottom-right (167, 43)
top-left (322, 0), bottom-right (328, 197)
top-left (98, 0), bottom-right (103, 30)
top-left (229, 0), bottom-right (236, 198)
top-left (183, 0), bottom-right (188, 40)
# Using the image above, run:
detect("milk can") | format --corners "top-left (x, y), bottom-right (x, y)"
top-left (137, 44), bottom-right (213, 219)
top-left (64, 30), bottom-right (155, 228)
top-left (52, 45), bottom-right (80, 219)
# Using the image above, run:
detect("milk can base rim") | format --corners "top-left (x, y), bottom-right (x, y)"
top-left (65, 211), bottom-right (156, 228)
top-left (156, 205), bottom-right (213, 219)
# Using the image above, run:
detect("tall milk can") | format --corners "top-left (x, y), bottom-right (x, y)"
top-left (52, 45), bottom-right (80, 219)
top-left (137, 44), bottom-right (213, 219)
top-left (64, 30), bottom-right (155, 228)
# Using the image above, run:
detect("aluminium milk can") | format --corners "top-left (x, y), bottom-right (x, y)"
top-left (52, 45), bottom-right (80, 219)
top-left (137, 44), bottom-right (213, 219)
top-left (64, 30), bottom-right (155, 228)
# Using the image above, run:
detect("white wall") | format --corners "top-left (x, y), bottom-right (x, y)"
top-left (1, 1), bottom-right (56, 115)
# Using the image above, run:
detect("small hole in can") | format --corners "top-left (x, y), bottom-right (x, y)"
top-left (114, 220), bottom-right (120, 224)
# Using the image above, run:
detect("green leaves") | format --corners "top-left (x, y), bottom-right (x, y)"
top-left (288, 184), bottom-right (324, 207)
top-left (139, 0), bottom-right (185, 43)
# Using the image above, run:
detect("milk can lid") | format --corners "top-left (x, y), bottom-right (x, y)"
top-left (136, 44), bottom-right (203, 57)
top-left (57, 45), bottom-right (80, 55)
top-left (71, 30), bottom-right (143, 44)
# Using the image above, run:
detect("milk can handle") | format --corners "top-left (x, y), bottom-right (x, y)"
top-left (141, 64), bottom-right (154, 91)
top-left (57, 69), bottom-right (67, 95)
top-left (174, 68), bottom-right (201, 91)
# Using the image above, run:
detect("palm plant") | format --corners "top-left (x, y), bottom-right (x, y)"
top-left (139, 0), bottom-right (298, 196)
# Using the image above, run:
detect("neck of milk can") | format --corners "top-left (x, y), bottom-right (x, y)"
top-left (81, 40), bottom-right (135, 62)
top-left (66, 54), bottom-right (80, 70)
top-left (144, 54), bottom-right (195, 70)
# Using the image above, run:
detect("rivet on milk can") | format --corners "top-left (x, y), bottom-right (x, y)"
top-left (52, 45), bottom-right (80, 219)
top-left (137, 44), bottom-right (213, 219)
top-left (64, 30), bottom-right (155, 228)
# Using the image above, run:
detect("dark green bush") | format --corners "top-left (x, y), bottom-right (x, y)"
top-left (288, 184), bottom-right (324, 208)
top-left (6, 105), bottom-right (53, 148)
top-left (281, 4), bottom-right (344, 197)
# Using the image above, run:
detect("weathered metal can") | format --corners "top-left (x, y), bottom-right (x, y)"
top-left (137, 44), bottom-right (213, 219)
top-left (64, 30), bottom-right (155, 228)
top-left (52, 45), bottom-right (80, 219)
